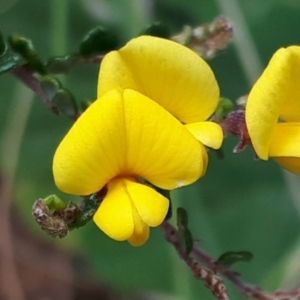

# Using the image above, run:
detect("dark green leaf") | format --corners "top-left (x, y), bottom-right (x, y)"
top-left (217, 251), bottom-right (254, 268)
top-left (46, 54), bottom-right (79, 74)
top-left (176, 207), bottom-right (193, 254)
top-left (140, 22), bottom-right (171, 38)
top-left (0, 49), bottom-right (23, 75)
top-left (79, 26), bottom-right (118, 57)
top-left (177, 207), bottom-right (188, 228)
top-left (70, 198), bottom-right (100, 229)
top-left (52, 88), bottom-right (78, 118)
top-left (182, 227), bottom-right (193, 254)
top-left (39, 75), bottom-right (61, 101)
top-left (7, 34), bottom-right (46, 74)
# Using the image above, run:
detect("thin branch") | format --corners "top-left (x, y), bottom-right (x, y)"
top-left (161, 222), bottom-right (229, 300)
top-left (161, 221), bottom-right (300, 300)
top-left (11, 65), bottom-right (57, 113)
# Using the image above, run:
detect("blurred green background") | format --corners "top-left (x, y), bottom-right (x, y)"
top-left (1, 0), bottom-right (300, 299)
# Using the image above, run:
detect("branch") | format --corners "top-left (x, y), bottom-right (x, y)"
top-left (161, 222), bottom-right (229, 300)
top-left (11, 65), bottom-right (58, 113)
top-left (161, 221), bottom-right (300, 300)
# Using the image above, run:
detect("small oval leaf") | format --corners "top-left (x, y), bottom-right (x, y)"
top-left (52, 88), bottom-right (78, 118)
top-left (79, 26), bottom-right (118, 57)
top-left (140, 22), bottom-right (171, 38)
top-left (217, 251), bottom-right (254, 268)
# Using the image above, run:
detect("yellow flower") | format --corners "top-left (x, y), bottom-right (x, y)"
top-left (53, 89), bottom-right (205, 245)
top-left (98, 35), bottom-right (223, 152)
top-left (246, 46), bottom-right (300, 174)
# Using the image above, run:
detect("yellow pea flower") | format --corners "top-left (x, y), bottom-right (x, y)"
top-left (98, 35), bottom-right (223, 151)
top-left (53, 89), bottom-right (205, 246)
top-left (246, 46), bottom-right (300, 174)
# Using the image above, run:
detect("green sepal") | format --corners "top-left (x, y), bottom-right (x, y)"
top-left (215, 97), bottom-right (234, 120)
top-left (52, 88), bottom-right (78, 118)
top-left (176, 207), bottom-right (193, 254)
top-left (0, 30), bottom-right (6, 55)
top-left (44, 194), bottom-right (67, 210)
top-left (140, 22), bottom-right (171, 38)
top-left (79, 26), bottom-right (118, 57)
top-left (70, 198), bottom-right (100, 229)
top-left (217, 251), bottom-right (253, 268)
top-left (7, 34), bottom-right (46, 74)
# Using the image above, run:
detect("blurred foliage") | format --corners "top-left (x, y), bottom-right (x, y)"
top-left (1, 0), bottom-right (300, 299)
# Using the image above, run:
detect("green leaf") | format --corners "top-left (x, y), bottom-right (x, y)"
top-left (39, 75), bottom-right (61, 101)
top-left (71, 198), bottom-right (100, 229)
top-left (217, 251), bottom-right (253, 268)
top-left (7, 34), bottom-right (46, 74)
top-left (46, 54), bottom-right (79, 74)
top-left (140, 22), bottom-right (171, 38)
top-left (177, 207), bottom-right (188, 228)
top-left (79, 26), bottom-right (118, 57)
top-left (52, 88), bottom-right (78, 118)
top-left (176, 207), bottom-right (193, 254)
top-left (0, 49), bottom-right (23, 75)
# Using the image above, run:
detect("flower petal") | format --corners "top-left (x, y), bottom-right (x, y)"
top-left (123, 178), bottom-right (169, 227)
top-left (93, 178), bottom-right (134, 241)
top-left (53, 89), bottom-right (127, 195)
top-left (246, 47), bottom-right (296, 159)
top-left (94, 178), bottom-right (163, 246)
top-left (278, 46), bottom-right (300, 122)
top-left (184, 121), bottom-right (223, 149)
top-left (53, 89), bottom-right (205, 195)
top-left (273, 157), bottom-right (300, 175)
top-left (269, 123), bottom-right (300, 157)
top-left (127, 222), bottom-right (149, 246)
top-left (127, 203), bottom-right (149, 246)
top-left (98, 35), bottom-right (219, 123)
top-left (121, 89), bottom-right (205, 189)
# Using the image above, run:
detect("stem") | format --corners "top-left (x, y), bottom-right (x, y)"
top-left (50, 0), bottom-right (69, 56)
top-left (162, 222), bottom-right (229, 300)
top-left (162, 222), bottom-right (273, 300)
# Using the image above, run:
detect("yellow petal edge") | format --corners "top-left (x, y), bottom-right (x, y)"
top-left (53, 89), bottom-right (205, 195)
top-left (246, 46), bottom-right (300, 159)
top-left (98, 35), bottom-right (220, 123)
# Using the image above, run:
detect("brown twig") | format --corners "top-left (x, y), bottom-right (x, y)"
top-left (161, 221), bottom-right (300, 300)
top-left (161, 222), bottom-right (229, 300)
top-left (11, 65), bottom-right (58, 113)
